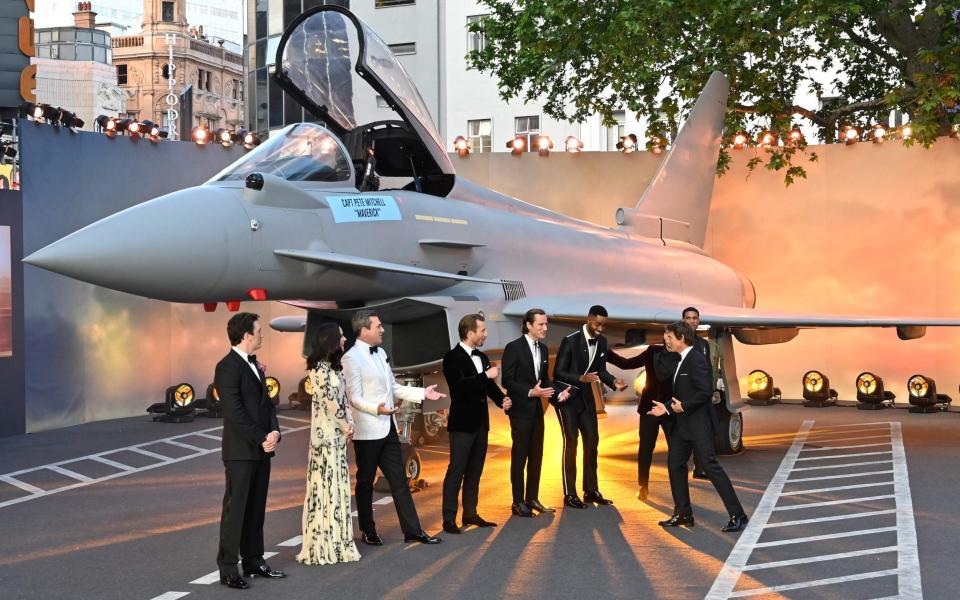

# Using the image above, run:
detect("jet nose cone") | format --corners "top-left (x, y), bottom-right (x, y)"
top-left (25, 186), bottom-right (246, 302)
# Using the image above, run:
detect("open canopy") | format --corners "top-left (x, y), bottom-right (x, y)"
top-left (272, 5), bottom-right (454, 179)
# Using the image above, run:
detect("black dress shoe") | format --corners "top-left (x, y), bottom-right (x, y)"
top-left (583, 491), bottom-right (614, 505)
top-left (658, 514), bottom-right (695, 528)
top-left (442, 520), bottom-right (461, 534)
top-left (220, 574), bottom-right (249, 589)
top-left (462, 515), bottom-right (497, 527)
top-left (636, 485), bottom-right (648, 501)
top-left (361, 530), bottom-right (383, 546)
top-left (722, 513), bottom-right (749, 533)
top-left (563, 494), bottom-right (587, 509)
top-left (243, 564), bottom-right (286, 578)
top-left (404, 530), bottom-right (442, 544)
top-left (526, 499), bottom-right (555, 513)
top-left (692, 468), bottom-right (709, 480)
top-left (511, 502), bottom-right (534, 517)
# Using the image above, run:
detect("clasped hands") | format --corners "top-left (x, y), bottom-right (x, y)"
top-left (261, 430), bottom-right (280, 452)
top-left (647, 398), bottom-right (683, 417)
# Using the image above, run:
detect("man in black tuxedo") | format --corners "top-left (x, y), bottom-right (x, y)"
top-left (553, 305), bottom-right (627, 508)
top-left (501, 308), bottom-right (568, 517)
top-left (649, 321), bottom-right (748, 533)
top-left (606, 342), bottom-right (679, 501)
top-left (441, 314), bottom-right (511, 533)
top-left (214, 312), bottom-right (285, 590)
top-left (682, 306), bottom-right (712, 480)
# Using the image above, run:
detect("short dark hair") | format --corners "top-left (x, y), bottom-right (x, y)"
top-left (588, 305), bottom-right (608, 318)
top-left (665, 321), bottom-right (696, 346)
top-left (522, 308), bottom-right (546, 333)
top-left (227, 312), bottom-right (259, 346)
top-left (682, 306), bottom-right (700, 318)
top-left (352, 310), bottom-right (379, 336)
top-left (306, 322), bottom-right (344, 371)
top-left (458, 313), bottom-right (485, 340)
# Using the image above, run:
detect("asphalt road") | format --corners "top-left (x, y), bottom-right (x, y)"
top-left (1, 401), bottom-right (956, 600)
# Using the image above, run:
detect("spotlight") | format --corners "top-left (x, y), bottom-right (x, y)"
top-left (907, 374), bottom-right (952, 413)
top-left (195, 383), bottom-right (222, 418)
top-left (95, 115), bottom-right (118, 135)
top-left (647, 135), bottom-right (665, 155)
top-left (758, 130), bottom-right (776, 147)
top-left (732, 132), bottom-right (749, 149)
top-left (900, 125), bottom-right (912, 140)
top-left (146, 382), bottom-right (196, 422)
top-left (55, 109), bottom-right (83, 130)
top-left (506, 136), bottom-right (525, 155)
top-left (802, 370), bottom-right (838, 407)
top-left (192, 125), bottom-right (211, 145)
top-left (870, 124), bottom-right (886, 144)
top-left (115, 118), bottom-right (134, 134)
top-left (452, 135), bottom-right (471, 157)
top-left (616, 134), bottom-right (637, 153)
top-left (855, 372), bottom-right (895, 410)
top-left (536, 135), bottom-right (553, 156)
top-left (288, 375), bottom-right (313, 410)
top-left (265, 376), bottom-right (281, 407)
top-left (19, 102), bottom-right (38, 119)
top-left (952, 124), bottom-right (960, 140)
top-left (2, 144), bottom-right (16, 159)
top-left (241, 130), bottom-right (260, 149)
top-left (215, 128), bottom-right (234, 146)
top-left (841, 125), bottom-right (860, 145)
top-left (127, 120), bottom-right (144, 135)
top-left (564, 135), bottom-right (583, 152)
top-left (746, 369), bottom-right (781, 406)
top-left (787, 126), bottom-right (804, 144)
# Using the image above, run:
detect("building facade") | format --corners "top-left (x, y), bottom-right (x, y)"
top-left (112, 0), bottom-right (244, 138)
top-left (34, 4), bottom-right (126, 131)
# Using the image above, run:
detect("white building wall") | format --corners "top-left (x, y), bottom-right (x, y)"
top-left (34, 58), bottom-right (126, 130)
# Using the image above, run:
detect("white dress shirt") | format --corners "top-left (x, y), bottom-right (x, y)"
top-left (674, 345), bottom-right (693, 384)
top-left (459, 342), bottom-right (484, 374)
top-left (342, 339), bottom-right (426, 441)
top-left (524, 334), bottom-right (540, 379)
top-left (232, 346), bottom-right (261, 381)
top-left (582, 325), bottom-right (597, 371)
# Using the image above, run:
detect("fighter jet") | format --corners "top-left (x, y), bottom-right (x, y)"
top-left (24, 6), bottom-right (960, 452)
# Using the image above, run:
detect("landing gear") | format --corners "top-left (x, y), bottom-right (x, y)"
top-left (715, 405), bottom-right (744, 455)
top-left (373, 444), bottom-right (425, 492)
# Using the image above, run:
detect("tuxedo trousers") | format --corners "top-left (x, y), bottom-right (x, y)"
top-left (638, 413), bottom-right (672, 487)
top-left (556, 406), bottom-right (600, 496)
top-left (442, 429), bottom-right (488, 522)
top-left (667, 434), bottom-right (744, 518)
top-left (509, 414), bottom-right (545, 504)
top-left (217, 458), bottom-right (271, 575)
top-left (353, 423), bottom-right (422, 536)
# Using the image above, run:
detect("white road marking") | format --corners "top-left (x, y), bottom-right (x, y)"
top-left (773, 494), bottom-right (896, 511)
top-left (45, 464), bottom-right (94, 482)
top-left (727, 569), bottom-right (899, 598)
top-left (149, 593), bottom-right (190, 600)
top-left (374, 496), bottom-right (394, 505)
top-left (0, 424), bottom-right (310, 509)
top-left (806, 421), bottom-right (894, 429)
top-left (278, 414), bottom-right (311, 424)
top-left (804, 433), bottom-right (892, 444)
top-left (764, 509), bottom-right (897, 529)
top-left (277, 535), bottom-right (302, 547)
top-left (160, 439), bottom-right (207, 453)
top-left (707, 421), bottom-right (919, 599)
top-left (190, 552), bottom-right (278, 585)
top-left (785, 469), bottom-right (894, 483)
top-left (741, 545), bottom-right (898, 571)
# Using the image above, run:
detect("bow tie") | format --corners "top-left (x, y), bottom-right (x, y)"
top-left (369, 345), bottom-right (379, 354)
top-left (248, 354), bottom-right (258, 365)
top-left (471, 349), bottom-right (481, 357)
top-left (588, 338), bottom-right (598, 346)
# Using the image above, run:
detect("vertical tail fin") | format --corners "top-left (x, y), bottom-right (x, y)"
top-left (629, 71), bottom-right (729, 248)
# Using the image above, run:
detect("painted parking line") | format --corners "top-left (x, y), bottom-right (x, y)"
top-left (148, 592), bottom-right (190, 600)
top-left (707, 421), bottom-right (920, 599)
top-left (190, 552), bottom-right (279, 584)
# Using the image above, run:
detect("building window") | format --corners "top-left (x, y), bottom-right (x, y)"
top-left (197, 69), bottom-right (211, 92)
top-left (466, 15), bottom-right (488, 53)
top-left (468, 119), bottom-right (491, 153)
top-left (162, 1), bottom-right (175, 22)
top-left (605, 110), bottom-right (626, 151)
top-left (162, 64), bottom-right (172, 79)
top-left (514, 116), bottom-right (540, 152)
top-left (376, 0), bottom-right (415, 7)
top-left (388, 42), bottom-right (416, 56)
top-left (116, 64), bottom-right (127, 85)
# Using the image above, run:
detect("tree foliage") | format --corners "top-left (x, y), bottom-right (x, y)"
top-left (468, 0), bottom-right (960, 185)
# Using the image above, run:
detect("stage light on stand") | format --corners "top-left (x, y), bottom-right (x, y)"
top-left (215, 128), bottom-right (233, 146)
top-left (855, 371), bottom-right (895, 410)
top-left (146, 382), bottom-right (196, 422)
top-left (564, 135), bottom-right (583, 152)
top-left (195, 383), bottom-right (222, 418)
top-left (288, 375), bottom-right (313, 410)
top-left (647, 135), bottom-right (665, 155)
top-left (265, 376), bottom-right (281, 407)
top-left (506, 136), bottom-right (525, 155)
top-left (127, 120), bottom-right (144, 136)
top-left (616, 134), bottom-right (637, 153)
top-left (732, 132), bottom-right (749, 149)
top-left (787, 126), bottom-right (804, 145)
top-left (536, 135), bottom-right (553, 156)
top-left (870, 124), bottom-right (886, 144)
top-left (746, 369), bottom-right (781, 406)
top-left (842, 125), bottom-right (860, 145)
top-left (192, 125), bottom-right (210, 145)
top-left (758, 131), bottom-right (776, 147)
top-left (901, 125), bottom-right (913, 140)
top-left (453, 135), bottom-right (471, 157)
top-left (95, 115), bottom-right (118, 136)
top-left (802, 370), bottom-right (838, 407)
top-left (241, 130), bottom-right (260, 150)
top-left (907, 374), bottom-right (952, 413)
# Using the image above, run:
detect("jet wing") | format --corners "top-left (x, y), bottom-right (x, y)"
top-left (274, 249), bottom-right (501, 284)
top-left (503, 293), bottom-right (960, 342)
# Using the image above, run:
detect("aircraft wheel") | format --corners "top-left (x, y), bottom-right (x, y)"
top-left (716, 408), bottom-right (744, 455)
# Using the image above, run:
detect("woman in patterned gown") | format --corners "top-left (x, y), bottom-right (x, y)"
top-left (296, 323), bottom-right (361, 565)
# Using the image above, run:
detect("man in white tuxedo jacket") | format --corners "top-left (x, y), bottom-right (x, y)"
top-left (342, 310), bottom-right (445, 545)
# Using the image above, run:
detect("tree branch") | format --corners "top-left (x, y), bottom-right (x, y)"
top-left (831, 17), bottom-right (906, 74)
top-left (732, 103), bottom-right (830, 128)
